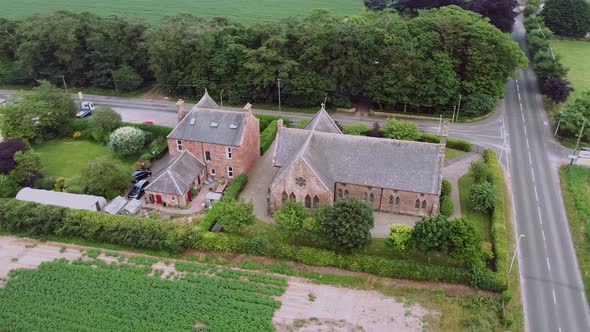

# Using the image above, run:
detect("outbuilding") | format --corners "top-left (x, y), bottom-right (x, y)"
top-left (15, 188), bottom-right (107, 212)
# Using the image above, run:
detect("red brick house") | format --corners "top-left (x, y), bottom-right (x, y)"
top-left (269, 107), bottom-right (447, 217)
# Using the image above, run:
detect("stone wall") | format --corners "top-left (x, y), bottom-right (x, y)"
top-left (143, 191), bottom-right (187, 208)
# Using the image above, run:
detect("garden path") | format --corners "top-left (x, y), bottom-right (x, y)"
top-left (442, 152), bottom-right (482, 219)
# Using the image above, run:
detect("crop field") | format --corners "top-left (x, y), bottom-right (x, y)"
top-left (0, 0), bottom-right (363, 25)
top-left (0, 258), bottom-right (287, 331)
top-left (552, 39), bottom-right (590, 99)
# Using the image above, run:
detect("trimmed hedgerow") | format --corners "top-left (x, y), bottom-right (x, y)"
top-left (260, 120), bottom-right (278, 155)
top-left (120, 122), bottom-right (172, 138)
top-left (418, 134), bottom-right (472, 152)
top-left (199, 175), bottom-right (249, 231)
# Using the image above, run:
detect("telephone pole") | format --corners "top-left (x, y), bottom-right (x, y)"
top-left (61, 75), bottom-right (69, 93)
top-left (277, 78), bottom-right (282, 117)
top-left (574, 118), bottom-right (587, 153)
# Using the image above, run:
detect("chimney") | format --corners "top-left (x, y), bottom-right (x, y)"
top-left (244, 102), bottom-right (253, 115)
top-left (176, 99), bottom-right (186, 123)
top-left (440, 120), bottom-right (449, 146)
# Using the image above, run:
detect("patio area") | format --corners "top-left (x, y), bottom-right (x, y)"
top-left (141, 180), bottom-right (224, 215)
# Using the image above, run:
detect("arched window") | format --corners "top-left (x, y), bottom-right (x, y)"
top-left (363, 192), bottom-right (368, 202)
top-left (421, 200), bottom-right (427, 209)
top-left (415, 199), bottom-right (421, 209)
top-left (395, 196), bottom-right (400, 206)
top-left (282, 191), bottom-right (288, 203)
top-left (389, 195), bottom-right (394, 206)
top-left (305, 194), bottom-right (312, 208)
top-left (289, 192), bottom-right (296, 201)
top-left (344, 190), bottom-right (349, 197)
top-left (369, 193), bottom-right (374, 203)
top-left (313, 196), bottom-right (320, 208)
top-left (338, 189), bottom-right (343, 199)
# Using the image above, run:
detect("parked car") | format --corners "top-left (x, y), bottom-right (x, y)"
top-left (128, 179), bottom-right (149, 200)
top-left (142, 121), bottom-right (154, 125)
top-left (132, 169), bottom-right (152, 182)
top-left (76, 101), bottom-right (96, 118)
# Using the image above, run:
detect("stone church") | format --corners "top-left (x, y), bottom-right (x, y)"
top-left (269, 107), bottom-right (447, 217)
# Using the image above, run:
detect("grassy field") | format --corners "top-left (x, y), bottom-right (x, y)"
top-left (33, 139), bottom-right (134, 178)
top-left (559, 165), bottom-right (590, 300)
top-left (552, 39), bottom-right (590, 99)
top-left (458, 173), bottom-right (492, 243)
top-left (0, 0), bottom-right (363, 25)
top-left (0, 258), bottom-right (286, 331)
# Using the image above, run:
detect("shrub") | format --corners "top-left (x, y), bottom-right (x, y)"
top-left (0, 138), bottom-right (29, 174)
top-left (80, 158), bottom-right (132, 199)
top-left (441, 179), bottom-right (452, 197)
top-left (463, 93), bottom-right (497, 117)
top-left (274, 200), bottom-right (313, 242)
top-left (200, 175), bottom-right (248, 231)
top-left (88, 107), bottom-right (122, 143)
top-left (386, 225), bottom-right (414, 251)
top-left (9, 150), bottom-right (42, 186)
top-left (134, 159), bottom-right (152, 170)
top-left (121, 122), bottom-right (172, 139)
top-left (418, 134), bottom-right (472, 152)
top-left (64, 176), bottom-right (85, 194)
top-left (112, 65), bottom-right (143, 91)
top-left (469, 182), bottom-right (497, 213)
top-left (260, 120), bottom-right (278, 155)
top-left (54, 177), bottom-right (66, 192)
top-left (34, 176), bottom-right (57, 190)
top-left (469, 160), bottom-right (492, 183)
top-left (315, 197), bottom-right (374, 253)
top-left (440, 196), bottom-right (455, 217)
top-left (342, 123), bottom-right (370, 136)
top-left (256, 115), bottom-right (289, 132)
top-left (0, 175), bottom-right (20, 198)
top-left (412, 214), bottom-right (451, 253)
top-left (215, 200), bottom-right (255, 234)
top-left (381, 118), bottom-right (421, 141)
top-left (108, 126), bottom-right (146, 156)
top-left (448, 217), bottom-right (485, 267)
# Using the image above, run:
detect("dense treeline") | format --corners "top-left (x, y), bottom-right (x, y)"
top-left (0, 8), bottom-right (525, 113)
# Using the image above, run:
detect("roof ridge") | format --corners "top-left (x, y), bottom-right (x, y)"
top-left (313, 130), bottom-right (441, 147)
top-left (167, 169), bottom-right (184, 195)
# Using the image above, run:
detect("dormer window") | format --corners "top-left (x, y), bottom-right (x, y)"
top-left (176, 140), bottom-right (183, 151)
top-left (226, 147), bottom-right (232, 159)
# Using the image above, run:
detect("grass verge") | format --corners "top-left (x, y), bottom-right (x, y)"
top-left (458, 173), bottom-right (492, 243)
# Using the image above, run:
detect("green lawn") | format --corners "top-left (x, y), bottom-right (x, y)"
top-left (458, 173), bottom-right (492, 243)
top-left (559, 165), bottom-right (590, 300)
top-left (33, 139), bottom-right (134, 178)
top-left (445, 147), bottom-right (466, 162)
top-left (0, 0), bottom-right (363, 25)
top-left (552, 39), bottom-right (590, 98)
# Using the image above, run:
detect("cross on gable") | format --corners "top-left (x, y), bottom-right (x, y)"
top-left (295, 177), bottom-right (306, 188)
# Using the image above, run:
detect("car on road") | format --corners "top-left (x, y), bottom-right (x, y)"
top-left (128, 179), bottom-right (149, 200)
top-left (141, 121), bottom-right (154, 125)
top-left (76, 101), bottom-right (96, 118)
top-left (132, 169), bottom-right (152, 182)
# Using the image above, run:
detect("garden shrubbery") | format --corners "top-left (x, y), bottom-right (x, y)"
top-left (260, 120), bottom-right (278, 155)
top-left (199, 175), bottom-right (249, 231)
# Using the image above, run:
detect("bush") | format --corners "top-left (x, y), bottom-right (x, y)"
top-left (418, 134), bottom-right (472, 152)
top-left (64, 175), bottom-right (85, 194)
top-left (275, 200), bottom-right (313, 242)
top-left (469, 160), bottom-right (492, 184)
top-left (441, 179), bottom-right (452, 197)
top-left (215, 200), bottom-right (255, 234)
top-left (121, 122), bottom-right (173, 139)
top-left (386, 225), bottom-right (414, 251)
top-left (315, 197), bottom-right (374, 253)
top-left (469, 182), bottom-right (497, 213)
top-left (9, 150), bottom-right (42, 186)
top-left (463, 93), bottom-right (497, 117)
top-left (134, 160), bottom-right (152, 170)
top-left (260, 120), bottom-right (278, 155)
top-left (80, 158), bottom-right (132, 199)
top-left (0, 175), bottom-right (20, 198)
top-left (108, 126), bottom-right (146, 156)
top-left (381, 118), bottom-right (421, 141)
top-left (412, 214), bottom-right (451, 253)
top-left (112, 65), bottom-right (143, 91)
top-left (54, 177), bottom-right (66, 192)
top-left (255, 115), bottom-right (289, 132)
top-left (0, 138), bottom-right (29, 174)
top-left (342, 123), bottom-right (370, 136)
top-left (34, 176), bottom-right (57, 190)
top-left (89, 107), bottom-right (122, 143)
top-left (200, 175), bottom-right (248, 231)
top-left (440, 196), bottom-right (455, 217)
top-left (448, 217), bottom-right (485, 267)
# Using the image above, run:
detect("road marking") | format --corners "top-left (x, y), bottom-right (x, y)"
top-left (518, 91), bottom-right (521, 100)
top-left (525, 137), bottom-right (530, 149)
top-left (542, 230), bottom-right (546, 243)
top-left (534, 187), bottom-right (539, 202)
top-left (531, 171), bottom-right (536, 183)
top-left (552, 289), bottom-right (557, 304)
top-left (538, 206), bottom-right (543, 225)
top-left (547, 257), bottom-right (551, 271)
top-left (523, 125), bottom-right (527, 135)
top-left (516, 81), bottom-right (520, 92)
top-left (528, 152), bottom-right (533, 165)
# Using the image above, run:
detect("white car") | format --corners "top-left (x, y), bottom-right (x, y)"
top-left (76, 101), bottom-right (96, 118)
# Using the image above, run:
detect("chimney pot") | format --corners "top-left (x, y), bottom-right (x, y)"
top-left (176, 99), bottom-right (186, 123)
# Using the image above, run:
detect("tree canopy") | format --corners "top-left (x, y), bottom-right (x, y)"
top-left (542, 0), bottom-right (590, 38)
top-left (79, 158), bottom-right (131, 199)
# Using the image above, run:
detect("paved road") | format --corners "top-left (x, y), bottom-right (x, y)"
top-left (505, 16), bottom-right (590, 332)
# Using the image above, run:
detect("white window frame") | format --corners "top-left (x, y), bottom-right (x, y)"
top-left (176, 140), bottom-right (183, 151)
top-left (227, 166), bottom-right (234, 178)
top-left (210, 168), bottom-right (216, 176)
top-left (225, 147), bottom-right (232, 159)
top-left (204, 151), bottom-right (211, 162)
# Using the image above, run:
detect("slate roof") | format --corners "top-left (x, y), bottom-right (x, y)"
top-left (167, 91), bottom-right (248, 146)
top-left (304, 107), bottom-right (342, 134)
top-left (273, 111), bottom-right (443, 195)
top-left (145, 151), bottom-right (205, 195)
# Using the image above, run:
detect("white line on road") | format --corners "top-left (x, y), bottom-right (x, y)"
top-left (525, 137), bottom-right (530, 149)
top-left (523, 124), bottom-right (527, 135)
top-left (538, 206), bottom-right (543, 225)
top-left (542, 230), bottom-right (546, 243)
top-left (531, 171), bottom-right (536, 183)
top-left (528, 152), bottom-right (533, 165)
top-left (552, 289), bottom-right (557, 304)
top-left (534, 188), bottom-right (539, 202)
top-left (547, 257), bottom-right (551, 271)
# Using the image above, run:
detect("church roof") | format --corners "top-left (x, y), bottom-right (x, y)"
top-left (272, 110), bottom-right (443, 195)
top-left (145, 151), bottom-right (205, 195)
top-left (303, 106), bottom-right (342, 134)
top-left (195, 90), bottom-right (220, 110)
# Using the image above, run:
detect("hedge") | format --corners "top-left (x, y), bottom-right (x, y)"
top-left (0, 197), bottom-right (505, 291)
top-left (260, 120), bottom-right (278, 155)
top-left (199, 174), bottom-right (248, 231)
top-left (483, 149), bottom-right (509, 289)
top-left (419, 133), bottom-right (472, 152)
top-left (121, 122), bottom-right (173, 138)
top-left (256, 115), bottom-right (290, 132)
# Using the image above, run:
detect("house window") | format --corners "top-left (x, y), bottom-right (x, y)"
top-left (421, 200), bottom-right (427, 209)
top-left (344, 190), bottom-right (349, 197)
top-left (338, 189), bottom-right (343, 199)
top-left (369, 193), bottom-right (374, 203)
top-left (289, 192), bottom-right (296, 201)
top-left (282, 192), bottom-right (288, 203)
top-left (415, 199), bottom-right (421, 209)
top-left (313, 196), bottom-right (320, 208)
top-left (227, 166), bottom-right (234, 178)
top-left (305, 194), bottom-right (311, 208)
top-left (395, 196), bottom-right (400, 206)
top-left (363, 192), bottom-right (368, 202)
top-left (226, 147), bottom-right (232, 159)
top-left (389, 196), bottom-right (394, 207)
top-left (205, 151), bottom-right (211, 162)
top-left (210, 168), bottom-right (216, 176)
top-left (176, 140), bottom-right (183, 151)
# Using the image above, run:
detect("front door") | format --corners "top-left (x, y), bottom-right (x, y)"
top-left (156, 195), bottom-right (163, 204)
top-left (187, 190), bottom-right (192, 202)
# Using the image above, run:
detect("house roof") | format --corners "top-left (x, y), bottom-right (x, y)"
top-left (167, 91), bottom-right (248, 146)
top-left (273, 111), bottom-right (443, 195)
top-left (304, 106), bottom-right (342, 134)
top-left (15, 188), bottom-right (107, 211)
top-left (145, 151), bottom-right (205, 195)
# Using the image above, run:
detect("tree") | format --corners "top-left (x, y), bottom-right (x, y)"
top-left (448, 217), bottom-right (485, 267)
top-left (469, 160), bottom-right (492, 183)
top-left (88, 107), bottom-right (122, 143)
top-left (386, 224), bottom-right (414, 251)
top-left (469, 0), bottom-right (519, 33)
top-left (9, 151), bottom-right (42, 186)
top-left (533, 50), bottom-right (568, 80)
top-left (112, 65), bottom-right (143, 91)
top-left (364, 0), bottom-right (390, 11)
top-left (559, 92), bottom-right (590, 141)
top-left (0, 174), bottom-right (20, 198)
top-left (108, 126), bottom-right (146, 156)
top-left (315, 197), bottom-right (374, 253)
top-left (542, 79), bottom-right (574, 104)
top-left (274, 200), bottom-right (313, 242)
top-left (469, 182), bottom-right (497, 213)
top-left (543, 0), bottom-right (590, 38)
top-left (79, 158), bottom-right (131, 199)
top-left (216, 200), bottom-right (255, 234)
top-left (411, 214), bottom-right (451, 253)
top-left (463, 93), bottom-right (497, 116)
top-left (381, 118), bottom-right (421, 141)
top-left (0, 139), bottom-right (28, 174)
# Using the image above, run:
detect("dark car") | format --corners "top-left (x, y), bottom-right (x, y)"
top-left (128, 179), bottom-right (149, 200)
top-left (132, 169), bottom-right (152, 182)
